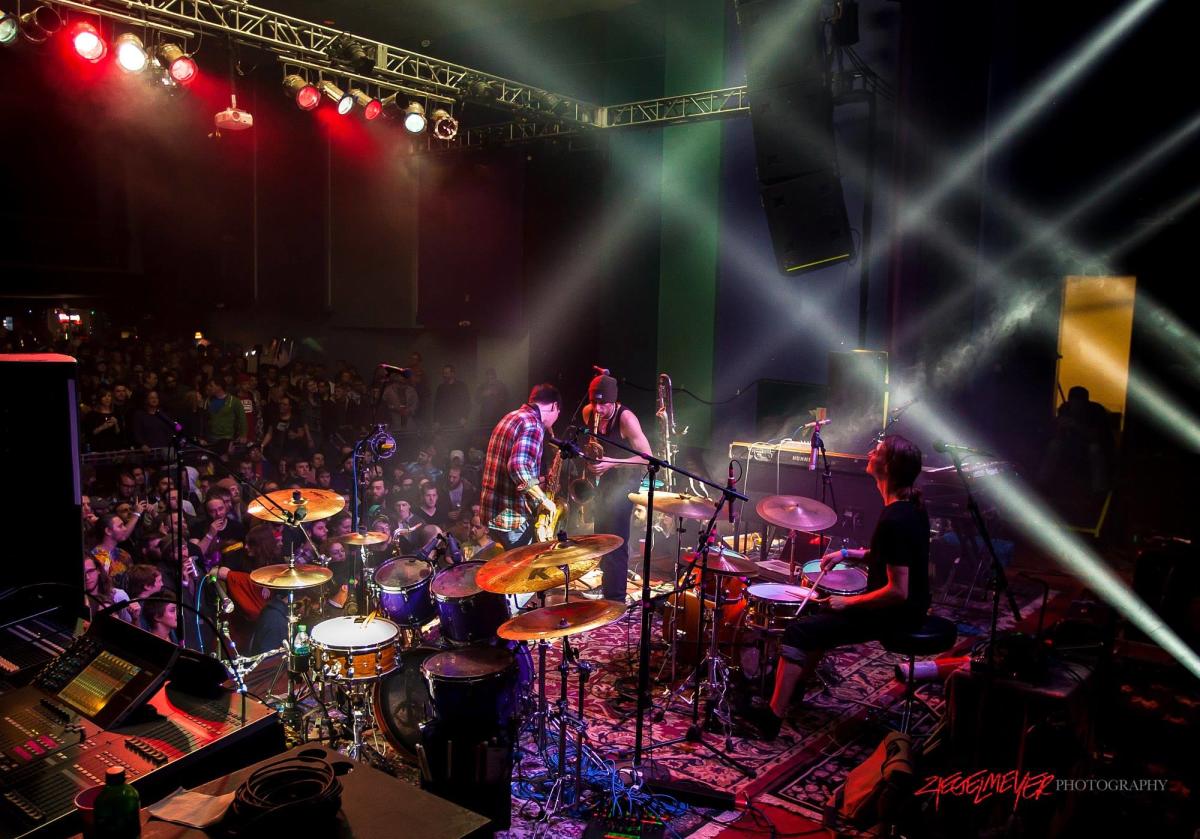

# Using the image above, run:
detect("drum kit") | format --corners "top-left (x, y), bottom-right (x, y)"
top-left (622, 489), bottom-right (871, 740)
top-left (219, 484), bottom-right (869, 816)
top-left (221, 488), bottom-right (630, 819)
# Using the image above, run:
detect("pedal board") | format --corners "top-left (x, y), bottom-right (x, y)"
top-left (582, 811), bottom-right (666, 839)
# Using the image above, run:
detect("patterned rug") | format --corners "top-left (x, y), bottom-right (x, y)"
top-left (244, 578), bottom-right (1050, 837)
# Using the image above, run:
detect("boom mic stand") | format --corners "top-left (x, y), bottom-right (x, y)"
top-left (576, 427), bottom-right (749, 778)
top-left (947, 450), bottom-right (1021, 672)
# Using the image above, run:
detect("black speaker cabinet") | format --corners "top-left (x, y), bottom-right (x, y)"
top-left (0, 354), bottom-right (83, 603)
top-left (737, 0), bottom-right (852, 275)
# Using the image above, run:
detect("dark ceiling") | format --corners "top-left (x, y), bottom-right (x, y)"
top-left (273, 0), bottom-right (639, 52)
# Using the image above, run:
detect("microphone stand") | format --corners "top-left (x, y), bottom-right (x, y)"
top-left (577, 427), bottom-right (750, 778)
top-left (947, 450), bottom-right (1021, 672)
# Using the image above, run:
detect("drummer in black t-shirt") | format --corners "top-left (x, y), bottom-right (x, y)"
top-left (753, 434), bottom-right (931, 740)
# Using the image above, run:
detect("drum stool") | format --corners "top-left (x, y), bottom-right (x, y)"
top-left (880, 615), bottom-right (957, 735)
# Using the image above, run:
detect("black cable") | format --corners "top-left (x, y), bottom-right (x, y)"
top-left (227, 755), bottom-right (342, 833)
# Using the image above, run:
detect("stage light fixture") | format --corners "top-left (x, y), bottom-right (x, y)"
top-left (319, 80), bottom-right (354, 115)
top-left (328, 34), bottom-right (374, 74)
top-left (115, 33), bottom-right (147, 72)
top-left (17, 5), bottom-right (62, 44)
top-left (0, 11), bottom-right (18, 45)
top-left (430, 108), bottom-right (458, 140)
top-left (71, 22), bottom-right (106, 63)
top-left (155, 43), bottom-right (196, 85)
top-left (283, 74), bottom-right (320, 110)
top-left (468, 79), bottom-right (495, 99)
top-left (350, 88), bottom-right (382, 120)
top-left (403, 102), bottom-right (426, 134)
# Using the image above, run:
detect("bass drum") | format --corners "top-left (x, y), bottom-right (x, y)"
top-left (372, 646), bottom-right (439, 762)
top-left (661, 590), bottom-right (746, 666)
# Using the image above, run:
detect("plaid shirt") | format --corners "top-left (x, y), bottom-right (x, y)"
top-left (481, 403), bottom-right (545, 532)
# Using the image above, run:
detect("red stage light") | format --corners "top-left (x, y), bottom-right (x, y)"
top-left (363, 99), bottom-right (382, 120)
top-left (297, 85), bottom-right (321, 111)
top-left (169, 55), bottom-right (197, 84)
top-left (71, 22), bottom-right (106, 63)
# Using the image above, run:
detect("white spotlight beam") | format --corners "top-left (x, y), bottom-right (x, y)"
top-left (907, 401), bottom-right (1200, 681)
top-left (871, 0), bottom-right (1164, 270)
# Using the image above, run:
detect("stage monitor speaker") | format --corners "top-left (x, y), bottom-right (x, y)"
top-left (736, 0), bottom-right (853, 275)
top-left (0, 354), bottom-right (82, 605)
top-left (824, 350), bottom-right (888, 454)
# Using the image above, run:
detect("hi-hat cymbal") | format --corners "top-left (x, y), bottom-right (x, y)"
top-left (476, 554), bottom-right (598, 595)
top-left (249, 563), bottom-right (334, 590)
top-left (491, 534), bottom-right (624, 569)
top-left (626, 491), bottom-right (717, 520)
top-left (337, 531), bottom-right (390, 546)
top-left (756, 495), bottom-right (838, 533)
top-left (497, 600), bottom-right (627, 641)
top-left (247, 488), bottom-right (346, 523)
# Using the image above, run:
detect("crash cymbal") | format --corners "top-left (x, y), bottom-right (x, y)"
top-left (695, 546), bottom-right (759, 577)
top-left (626, 491), bottom-right (717, 520)
top-left (497, 600), bottom-right (627, 642)
top-left (247, 488), bottom-right (346, 523)
top-left (476, 554), bottom-right (598, 595)
top-left (249, 563), bottom-right (333, 590)
top-left (756, 494), bottom-right (838, 533)
top-left (337, 531), bottom-right (390, 546)
top-left (491, 534), bottom-right (624, 569)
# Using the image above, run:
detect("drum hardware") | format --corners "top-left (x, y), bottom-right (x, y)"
top-left (756, 494), bottom-right (840, 583)
top-left (498, 600), bottom-right (624, 819)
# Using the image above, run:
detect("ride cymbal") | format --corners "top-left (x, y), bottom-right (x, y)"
top-left (476, 553), bottom-right (598, 595)
top-left (490, 534), bottom-right (624, 569)
top-left (249, 563), bottom-right (333, 590)
top-left (247, 488), bottom-right (346, 523)
top-left (756, 494), bottom-right (838, 532)
top-left (497, 600), bottom-right (627, 641)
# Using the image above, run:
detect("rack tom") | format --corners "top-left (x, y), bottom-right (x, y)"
top-left (801, 559), bottom-right (868, 596)
top-left (375, 556), bottom-right (436, 626)
top-left (431, 560), bottom-right (511, 645)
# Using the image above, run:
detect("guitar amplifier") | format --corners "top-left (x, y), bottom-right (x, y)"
top-left (729, 441), bottom-right (880, 546)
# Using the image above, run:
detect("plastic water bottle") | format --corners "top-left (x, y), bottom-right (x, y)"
top-left (93, 766), bottom-right (140, 838)
top-left (293, 624), bottom-right (310, 656)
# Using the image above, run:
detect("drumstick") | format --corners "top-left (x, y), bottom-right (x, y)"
top-left (795, 569), bottom-right (827, 615)
top-left (362, 610), bottom-right (376, 627)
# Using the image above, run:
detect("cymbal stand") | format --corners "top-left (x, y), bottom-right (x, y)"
top-left (574, 427), bottom-right (748, 779)
top-left (541, 634), bottom-right (601, 820)
top-left (634, 510), bottom-right (754, 779)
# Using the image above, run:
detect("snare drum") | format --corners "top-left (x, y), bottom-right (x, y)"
top-left (311, 615), bottom-right (400, 682)
top-left (421, 645), bottom-right (523, 731)
top-left (431, 560), bottom-right (510, 645)
top-left (375, 557), bottom-right (436, 626)
top-left (744, 583), bottom-right (822, 632)
top-left (801, 559), bottom-right (869, 596)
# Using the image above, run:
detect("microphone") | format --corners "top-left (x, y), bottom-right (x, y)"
top-left (801, 418), bottom-right (833, 429)
top-left (378, 363), bottom-right (414, 378)
top-left (416, 535), bottom-right (440, 562)
top-left (726, 461), bottom-right (737, 524)
top-left (290, 490), bottom-right (307, 522)
top-left (548, 436), bottom-right (583, 458)
top-left (443, 533), bottom-right (464, 564)
top-left (932, 440), bottom-right (993, 456)
top-left (592, 365), bottom-right (610, 376)
top-left (208, 570), bottom-right (235, 615)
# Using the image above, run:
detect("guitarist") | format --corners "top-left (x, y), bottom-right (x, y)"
top-left (480, 383), bottom-right (562, 549)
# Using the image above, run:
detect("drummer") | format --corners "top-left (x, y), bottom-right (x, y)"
top-left (752, 435), bottom-right (931, 740)
top-left (214, 523), bottom-right (288, 653)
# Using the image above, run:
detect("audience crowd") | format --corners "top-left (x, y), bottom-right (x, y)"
top-left (60, 330), bottom-right (515, 654)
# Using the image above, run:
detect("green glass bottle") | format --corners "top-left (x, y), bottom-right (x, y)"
top-left (93, 765), bottom-right (141, 838)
